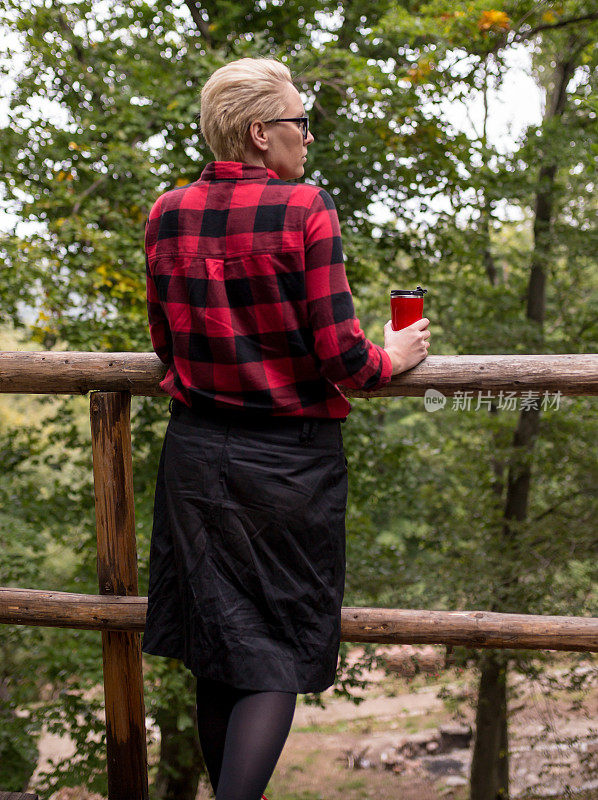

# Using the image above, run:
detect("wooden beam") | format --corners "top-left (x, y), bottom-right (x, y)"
top-left (0, 351), bottom-right (163, 395)
top-left (341, 607), bottom-right (598, 652)
top-left (347, 353), bottom-right (598, 397)
top-left (0, 793), bottom-right (39, 799)
top-left (90, 391), bottom-right (148, 800)
top-left (0, 587), bottom-right (147, 630)
top-left (2, 588), bottom-right (597, 652)
top-left (0, 351), bottom-right (597, 396)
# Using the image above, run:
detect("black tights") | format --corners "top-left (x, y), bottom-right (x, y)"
top-left (196, 676), bottom-right (297, 800)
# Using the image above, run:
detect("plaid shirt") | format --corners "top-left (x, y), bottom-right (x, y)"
top-left (145, 161), bottom-right (392, 418)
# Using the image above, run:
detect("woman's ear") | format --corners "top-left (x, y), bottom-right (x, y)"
top-left (248, 120), bottom-right (269, 152)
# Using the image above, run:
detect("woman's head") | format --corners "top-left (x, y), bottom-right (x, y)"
top-left (199, 57), bottom-right (314, 180)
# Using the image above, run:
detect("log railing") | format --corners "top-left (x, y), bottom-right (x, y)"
top-left (1, 351), bottom-right (597, 800)
top-left (1, 351), bottom-right (597, 396)
top-left (1, 588), bottom-right (597, 652)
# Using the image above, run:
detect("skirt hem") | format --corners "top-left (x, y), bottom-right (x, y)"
top-left (141, 643), bottom-right (335, 695)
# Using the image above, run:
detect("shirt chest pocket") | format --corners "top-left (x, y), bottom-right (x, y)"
top-left (206, 258), bottom-right (224, 281)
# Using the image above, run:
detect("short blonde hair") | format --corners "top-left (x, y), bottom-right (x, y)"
top-left (199, 58), bottom-right (295, 162)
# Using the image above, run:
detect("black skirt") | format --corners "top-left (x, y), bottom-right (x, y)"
top-left (141, 400), bottom-right (348, 694)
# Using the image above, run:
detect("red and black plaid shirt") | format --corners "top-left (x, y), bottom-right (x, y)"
top-left (145, 161), bottom-right (392, 418)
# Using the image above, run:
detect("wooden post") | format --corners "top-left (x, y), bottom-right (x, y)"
top-left (90, 391), bottom-right (148, 800)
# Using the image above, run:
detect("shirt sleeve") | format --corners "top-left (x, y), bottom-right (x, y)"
top-left (145, 220), bottom-right (173, 366)
top-left (303, 189), bottom-right (392, 390)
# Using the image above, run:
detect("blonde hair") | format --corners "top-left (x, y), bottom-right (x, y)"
top-left (199, 58), bottom-right (295, 162)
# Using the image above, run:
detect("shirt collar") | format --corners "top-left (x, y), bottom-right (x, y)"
top-left (199, 161), bottom-right (280, 182)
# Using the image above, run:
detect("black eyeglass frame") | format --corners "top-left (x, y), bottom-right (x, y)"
top-left (263, 116), bottom-right (309, 140)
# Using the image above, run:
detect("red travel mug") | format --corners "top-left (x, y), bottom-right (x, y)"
top-left (390, 286), bottom-right (427, 330)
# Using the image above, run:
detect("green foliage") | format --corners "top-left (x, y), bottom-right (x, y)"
top-left (32, 680), bottom-right (107, 795)
top-left (0, 0), bottom-right (596, 794)
top-left (0, 697), bottom-right (39, 791)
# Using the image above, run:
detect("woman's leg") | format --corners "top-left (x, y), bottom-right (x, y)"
top-left (215, 688), bottom-right (297, 800)
top-left (196, 676), bottom-right (240, 792)
top-left (196, 676), bottom-right (297, 799)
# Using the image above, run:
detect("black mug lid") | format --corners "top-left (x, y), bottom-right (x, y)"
top-left (391, 285), bottom-right (427, 298)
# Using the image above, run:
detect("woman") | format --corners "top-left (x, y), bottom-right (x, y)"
top-left (142, 57), bottom-right (430, 800)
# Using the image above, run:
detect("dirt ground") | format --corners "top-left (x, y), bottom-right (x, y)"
top-left (35, 646), bottom-right (598, 800)
top-left (198, 646), bottom-right (598, 800)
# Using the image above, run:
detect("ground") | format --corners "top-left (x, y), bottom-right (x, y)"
top-left (34, 646), bottom-right (598, 800)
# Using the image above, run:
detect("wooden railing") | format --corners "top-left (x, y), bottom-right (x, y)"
top-left (1, 351), bottom-right (597, 396)
top-left (1, 351), bottom-right (597, 800)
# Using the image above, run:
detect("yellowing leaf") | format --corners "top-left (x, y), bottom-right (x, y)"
top-left (175, 178), bottom-right (188, 186)
top-left (129, 204), bottom-right (146, 222)
top-left (56, 170), bottom-right (66, 182)
top-left (406, 58), bottom-right (433, 84)
top-left (68, 141), bottom-right (79, 150)
top-left (478, 10), bottom-right (510, 32)
top-left (541, 10), bottom-right (557, 23)
top-left (167, 100), bottom-right (179, 111)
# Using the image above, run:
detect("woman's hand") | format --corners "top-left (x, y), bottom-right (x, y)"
top-left (383, 317), bottom-right (431, 375)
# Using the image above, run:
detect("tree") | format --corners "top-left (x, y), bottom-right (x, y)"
top-left (0, 0), bottom-right (418, 793)
top-left (371, 4), bottom-right (597, 798)
top-left (1, 0), bottom-right (596, 797)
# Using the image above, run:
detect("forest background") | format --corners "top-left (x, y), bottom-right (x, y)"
top-left (0, 0), bottom-right (596, 798)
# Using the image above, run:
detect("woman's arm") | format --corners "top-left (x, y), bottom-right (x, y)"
top-left (383, 318), bottom-right (430, 374)
top-left (145, 250), bottom-right (174, 366)
top-left (303, 189), bottom-right (391, 390)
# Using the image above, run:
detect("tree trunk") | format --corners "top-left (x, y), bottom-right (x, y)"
top-left (497, 682), bottom-right (509, 799)
top-left (470, 34), bottom-right (585, 800)
top-left (526, 41), bottom-right (581, 329)
top-left (480, 58), bottom-right (500, 289)
top-left (470, 651), bottom-right (508, 800)
top-left (153, 683), bottom-right (204, 800)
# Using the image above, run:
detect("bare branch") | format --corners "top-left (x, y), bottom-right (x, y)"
top-left (530, 489), bottom-right (592, 523)
top-left (183, 0), bottom-right (214, 46)
top-left (56, 11), bottom-right (86, 64)
top-left (71, 121), bottom-right (158, 216)
top-left (513, 12), bottom-right (598, 42)
top-left (313, 99), bottom-right (333, 120)
top-left (72, 175), bottom-right (108, 216)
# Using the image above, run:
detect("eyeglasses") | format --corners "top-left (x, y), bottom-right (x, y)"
top-left (263, 116), bottom-right (309, 140)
